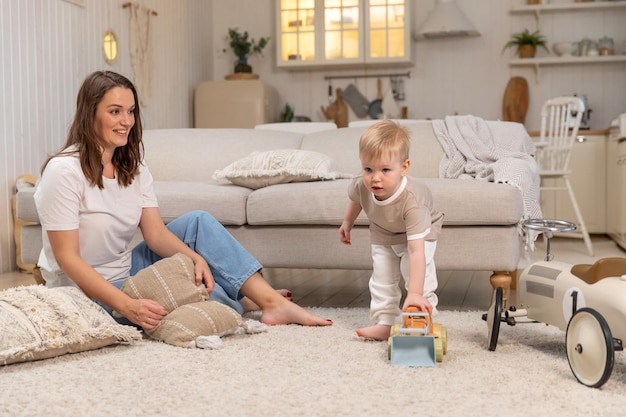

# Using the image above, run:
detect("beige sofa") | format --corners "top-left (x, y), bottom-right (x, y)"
top-left (14, 121), bottom-right (533, 295)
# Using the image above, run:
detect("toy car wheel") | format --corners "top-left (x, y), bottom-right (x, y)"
top-left (435, 337), bottom-right (444, 362)
top-left (441, 325), bottom-right (447, 355)
top-left (487, 287), bottom-right (503, 351)
top-left (433, 324), bottom-right (448, 355)
top-left (387, 324), bottom-right (401, 360)
top-left (565, 308), bottom-right (614, 388)
top-left (390, 323), bottom-right (401, 337)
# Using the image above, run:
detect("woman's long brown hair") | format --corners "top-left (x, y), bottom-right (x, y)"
top-left (41, 71), bottom-right (144, 189)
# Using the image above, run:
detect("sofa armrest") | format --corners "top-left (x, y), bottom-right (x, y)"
top-left (13, 174), bottom-right (38, 272)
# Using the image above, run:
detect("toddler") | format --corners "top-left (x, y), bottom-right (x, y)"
top-left (339, 120), bottom-right (444, 341)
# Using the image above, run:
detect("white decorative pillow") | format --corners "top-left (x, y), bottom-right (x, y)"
top-left (0, 285), bottom-right (142, 365)
top-left (213, 149), bottom-right (353, 190)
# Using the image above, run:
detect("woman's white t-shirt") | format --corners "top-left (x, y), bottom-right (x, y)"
top-left (34, 149), bottom-right (159, 287)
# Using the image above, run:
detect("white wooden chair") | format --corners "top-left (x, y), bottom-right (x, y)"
top-left (536, 96), bottom-right (593, 256)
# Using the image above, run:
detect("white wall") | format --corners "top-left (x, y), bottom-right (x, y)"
top-left (0, 0), bottom-right (212, 273)
top-left (211, 0), bottom-right (626, 129)
top-left (2, 0), bottom-right (625, 273)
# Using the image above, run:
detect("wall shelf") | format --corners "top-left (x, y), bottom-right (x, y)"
top-left (511, 0), bottom-right (626, 15)
top-left (508, 2), bottom-right (626, 82)
top-left (510, 55), bottom-right (626, 66)
top-left (509, 55), bottom-right (626, 83)
top-left (511, 1), bottom-right (626, 26)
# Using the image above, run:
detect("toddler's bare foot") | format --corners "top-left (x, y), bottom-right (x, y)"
top-left (260, 299), bottom-right (332, 327)
top-left (356, 324), bottom-right (391, 341)
top-left (242, 289), bottom-right (293, 312)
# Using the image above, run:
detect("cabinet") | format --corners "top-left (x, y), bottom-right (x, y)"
top-left (508, 1), bottom-right (626, 80)
top-left (193, 81), bottom-right (278, 128)
top-left (276, 0), bottom-right (411, 69)
top-left (606, 132), bottom-right (626, 250)
top-left (539, 134), bottom-right (606, 234)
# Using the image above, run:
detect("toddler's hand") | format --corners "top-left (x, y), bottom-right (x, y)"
top-left (403, 293), bottom-right (432, 314)
top-left (339, 223), bottom-right (352, 245)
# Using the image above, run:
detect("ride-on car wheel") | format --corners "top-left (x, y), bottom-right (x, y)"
top-left (565, 308), bottom-right (614, 388)
top-left (487, 287), bottom-right (503, 351)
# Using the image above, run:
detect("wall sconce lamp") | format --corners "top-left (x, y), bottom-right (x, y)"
top-left (103, 30), bottom-right (118, 64)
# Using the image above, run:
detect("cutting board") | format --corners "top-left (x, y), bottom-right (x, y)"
top-left (502, 76), bottom-right (529, 124)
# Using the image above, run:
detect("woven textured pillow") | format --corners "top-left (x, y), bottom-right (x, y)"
top-left (147, 301), bottom-right (248, 348)
top-left (121, 252), bottom-right (208, 313)
top-left (0, 285), bottom-right (142, 365)
top-left (212, 149), bottom-right (353, 190)
top-left (121, 253), bottom-right (258, 348)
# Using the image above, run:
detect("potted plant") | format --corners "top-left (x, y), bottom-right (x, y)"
top-left (502, 29), bottom-right (548, 58)
top-left (279, 103), bottom-right (294, 122)
top-left (228, 28), bottom-right (270, 73)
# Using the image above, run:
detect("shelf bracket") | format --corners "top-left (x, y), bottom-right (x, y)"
top-left (532, 63), bottom-right (540, 84)
top-left (533, 10), bottom-right (541, 29)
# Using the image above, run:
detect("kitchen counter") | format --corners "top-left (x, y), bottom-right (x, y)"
top-left (527, 128), bottom-right (610, 137)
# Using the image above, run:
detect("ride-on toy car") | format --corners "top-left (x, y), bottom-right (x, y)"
top-left (388, 306), bottom-right (447, 367)
top-left (485, 219), bottom-right (626, 388)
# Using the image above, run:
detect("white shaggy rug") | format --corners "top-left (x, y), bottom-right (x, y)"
top-left (1, 308), bottom-right (625, 417)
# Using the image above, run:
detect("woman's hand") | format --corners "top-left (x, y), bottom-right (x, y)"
top-left (129, 299), bottom-right (168, 329)
top-left (193, 258), bottom-right (215, 294)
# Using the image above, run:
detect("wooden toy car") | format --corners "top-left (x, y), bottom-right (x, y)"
top-left (388, 306), bottom-right (447, 367)
top-left (486, 256), bottom-right (626, 388)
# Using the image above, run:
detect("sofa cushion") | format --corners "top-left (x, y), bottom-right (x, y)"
top-left (17, 181), bottom-right (250, 226)
top-left (426, 178), bottom-right (524, 225)
top-left (213, 149), bottom-right (352, 190)
top-left (247, 177), bottom-right (523, 226)
top-left (247, 179), bottom-right (367, 226)
top-left (299, 122), bottom-right (444, 178)
top-left (154, 182), bottom-right (250, 225)
top-left (143, 129), bottom-right (304, 182)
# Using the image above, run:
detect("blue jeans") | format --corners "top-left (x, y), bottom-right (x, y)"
top-left (129, 210), bottom-right (262, 315)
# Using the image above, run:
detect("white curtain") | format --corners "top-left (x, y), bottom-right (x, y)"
top-left (129, 4), bottom-right (154, 106)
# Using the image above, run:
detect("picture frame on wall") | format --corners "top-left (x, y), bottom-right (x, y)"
top-left (63, 0), bottom-right (86, 7)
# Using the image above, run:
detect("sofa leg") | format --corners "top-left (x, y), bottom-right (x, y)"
top-left (509, 269), bottom-right (518, 290)
top-left (490, 271), bottom-right (511, 307)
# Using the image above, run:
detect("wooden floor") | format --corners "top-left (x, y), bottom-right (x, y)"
top-left (1, 235), bottom-right (624, 312)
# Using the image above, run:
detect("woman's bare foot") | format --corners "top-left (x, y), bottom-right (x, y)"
top-left (260, 298), bottom-right (332, 327)
top-left (356, 324), bottom-right (391, 341)
top-left (242, 289), bottom-right (292, 312)
top-left (240, 272), bottom-right (332, 326)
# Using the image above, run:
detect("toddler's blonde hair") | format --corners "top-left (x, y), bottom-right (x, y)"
top-left (359, 120), bottom-right (411, 162)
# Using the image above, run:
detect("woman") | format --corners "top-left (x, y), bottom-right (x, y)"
top-left (34, 71), bottom-right (332, 329)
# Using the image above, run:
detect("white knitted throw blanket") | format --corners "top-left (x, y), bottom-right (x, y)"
top-left (431, 115), bottom-right (542, 251)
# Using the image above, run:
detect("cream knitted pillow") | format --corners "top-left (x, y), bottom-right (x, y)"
top-left (0, 285), bottom-right (142, 365)
top-left (212, 149), bottom-right (353, 190)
